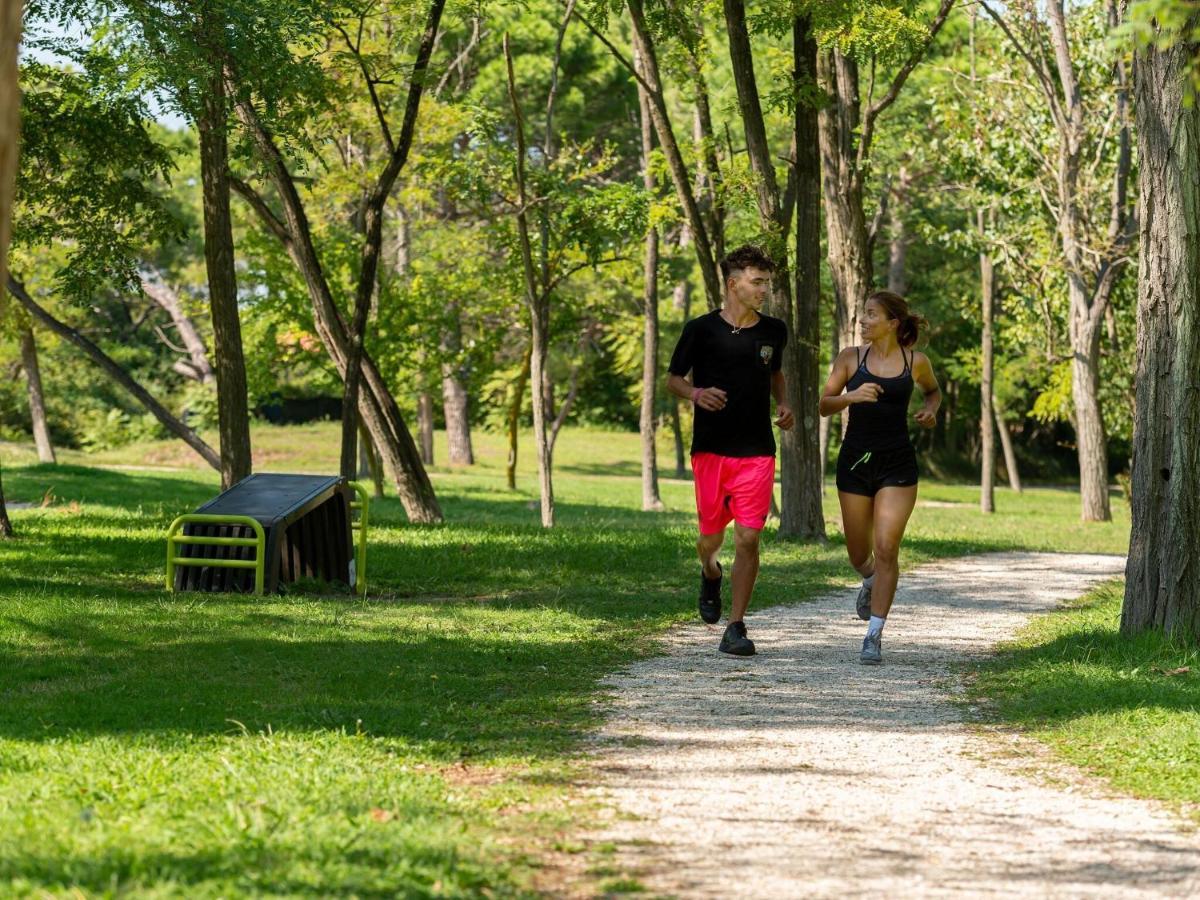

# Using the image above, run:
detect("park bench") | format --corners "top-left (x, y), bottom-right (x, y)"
top-left (165, 473), bottom-right (369, 596)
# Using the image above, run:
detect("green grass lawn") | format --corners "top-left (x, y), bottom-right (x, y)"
top-left (967, 579), bottom-right (1200, 820)
top-left (0, 424), bottom-right (1133, 896)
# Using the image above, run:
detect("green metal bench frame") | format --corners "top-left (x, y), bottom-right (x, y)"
top-left (165, 514), bottom-right (267, 595)
top-left (347, 481), bottom-right (369, 596)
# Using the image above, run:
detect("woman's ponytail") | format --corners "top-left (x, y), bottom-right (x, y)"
top-left (868, 290), bottom-right (926, 348)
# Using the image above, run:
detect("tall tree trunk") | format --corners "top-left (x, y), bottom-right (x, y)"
top-left (230, 97), bottom-right (442, 523)
top-left (888, 166), bottom-right (910, 295)
top-left (815, 2), bottom-right (953, 350)
top-left (198, 69), bottom-right (252, 489)
top-left (505, 34), bottom-right (554, 527)
top-left (722, 1), bottom-right (824, 539)
top-left (9, 276), bottom-right (221, 470)
top-left (506, 344), bottom-right (532, 491)
top-left (19, 325), bottom-right (55, 463)
top-left (635, 47), bottom-right (664, 512)
top-left (994, 397), bottom-right (1022, 492)
top-left (417, 390), bottom-right (435, 465)
top-left (1070, 309), bottom-right (1110, 520)
top-left (1122, 16), bottom-right (1200, 639)
top-left (978, 208), bottom-right (995, 513)
top-left (440, 311), bottom-right (474, 465)
top-left (617, 0), bottom-right (722, 309)
top-left (0, 0), bottom-right (19, 538)
top-left (790, 13), bottom-right (826, 539)
top-left (817, 50), bottom-right (872, 352)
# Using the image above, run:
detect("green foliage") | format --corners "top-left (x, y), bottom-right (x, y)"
top-left (14, 61), bottom-right (182, 300)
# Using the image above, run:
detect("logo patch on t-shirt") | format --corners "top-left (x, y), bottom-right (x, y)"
top-left (759, 344), bottom-right (774, 366)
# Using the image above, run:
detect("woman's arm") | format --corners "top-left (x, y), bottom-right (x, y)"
top-left (819, 347), bottom-right (881, 416)
top-left (911, 351), bottom-right (941, 429)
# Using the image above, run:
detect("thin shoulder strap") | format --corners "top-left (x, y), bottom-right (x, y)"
top-left (904, 348), bottom-right (912, 373)
top-left (855, 345), bottom-right (861, 368)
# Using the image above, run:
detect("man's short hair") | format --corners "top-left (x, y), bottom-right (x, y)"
top-left (719, 245), bottom-right (776, 283)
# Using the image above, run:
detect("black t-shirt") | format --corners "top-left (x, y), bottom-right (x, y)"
top-left (668, 309), bottom-right (787, 457)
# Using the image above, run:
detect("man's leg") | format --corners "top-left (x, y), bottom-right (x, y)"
top-left (697, 529), bottom-right (725, 580)
top-left (729, 523), bottom-right (761, 622)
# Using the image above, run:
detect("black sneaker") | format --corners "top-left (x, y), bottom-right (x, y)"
top-left (719, 620), bottom-right (756, 656)
top-left (698, 562), bottom-right (722, 624)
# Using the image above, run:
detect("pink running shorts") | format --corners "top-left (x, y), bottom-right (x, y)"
top-left (691, 452), bottom-right (775, 535)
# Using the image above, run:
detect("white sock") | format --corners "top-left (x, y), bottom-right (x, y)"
top-left (867, 615), bottom-right (886, 638)
top-left (862, 572), bottom-right (876, 588)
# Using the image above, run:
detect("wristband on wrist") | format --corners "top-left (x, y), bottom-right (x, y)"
top-left (691, 386), bottom-right (703, 404)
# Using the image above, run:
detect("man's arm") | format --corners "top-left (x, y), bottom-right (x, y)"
top-left (770, 370), bottom-right (794, 430)
top-left (666, 372), bottom-right (727, 411)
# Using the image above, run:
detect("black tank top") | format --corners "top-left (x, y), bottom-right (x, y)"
top-left (844, 345), bottom-right (914, 452)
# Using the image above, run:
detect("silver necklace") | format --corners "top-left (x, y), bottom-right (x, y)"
top-left (723, 311), bottom-right (757, 334)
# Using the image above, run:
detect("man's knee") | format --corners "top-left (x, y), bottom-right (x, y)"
top-left (734, 526), bottom-right (761, 556)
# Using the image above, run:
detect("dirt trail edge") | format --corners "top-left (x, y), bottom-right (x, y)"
top-left (583, 552), bottom-right (1200, 898)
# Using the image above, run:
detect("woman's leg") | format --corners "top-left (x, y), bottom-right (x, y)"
top-left (870, 485), bottom-right (918, 617)
top-left (837, 491), bottom-right (876, 577)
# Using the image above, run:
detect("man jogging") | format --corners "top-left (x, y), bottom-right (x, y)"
top-left (665, 245), bottom-right (793, 656)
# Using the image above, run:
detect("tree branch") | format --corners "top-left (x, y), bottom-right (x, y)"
top-left (857, 0), bottom-right (955, 172)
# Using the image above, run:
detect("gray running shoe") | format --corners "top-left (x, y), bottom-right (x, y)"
top-left (719, 620), bottom-right (756, 656)
top-left (860, 633), bottom-right (882, 665)
top-left (855, 580), bottom-right (872, 621)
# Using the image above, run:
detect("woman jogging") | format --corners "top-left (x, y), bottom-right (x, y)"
top-left (818, 290), bottom-right (941, 665)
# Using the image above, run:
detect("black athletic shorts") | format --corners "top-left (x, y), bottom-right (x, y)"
top-left (835, 443), bottom-right (919, 497)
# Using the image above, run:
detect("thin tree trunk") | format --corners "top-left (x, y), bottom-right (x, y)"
top-left (612, 0), bottom-right (722, 309)
top-left (358, 418), bottom-right (385, 499)
top-left (198, 68), bottom-right (252, 489)
top-left (19, 325), bottom-right (55, 463)
top-left (979, 207), bottom-right (995, 513)
top-left (993, 397), bottom-right (1022, 492)
top-left (1070, 312), bottom-right (1110, 520)
top-left (888, 166), bottom-right (910, 295)
top-left (1122, 15), bottom-right (1200, 639)
top-left (0, 458), bottom-right (11, 538)
top-left (0, 0), bottom-right (22, 538)
top-left (9, 276), bottom-right (221, 470)
top-left (635, 46), bottom-right (664, 512)
top-left (440, 311), bottom-right (474, 465)
top-left (505, 34), bottom-right (554, 527)
top-left (506, 344), bottom-right (532, 491)
top-left (417, 390), bottom-right (435, 465)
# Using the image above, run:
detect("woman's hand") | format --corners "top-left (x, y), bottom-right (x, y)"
top-left (846, 383), bottom-right (883, 404)
top-left (914, 407), bottom-right (937, 429)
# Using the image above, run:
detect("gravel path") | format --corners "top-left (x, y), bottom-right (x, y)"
top-left (584, 552), bottom-right (1200, 898)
